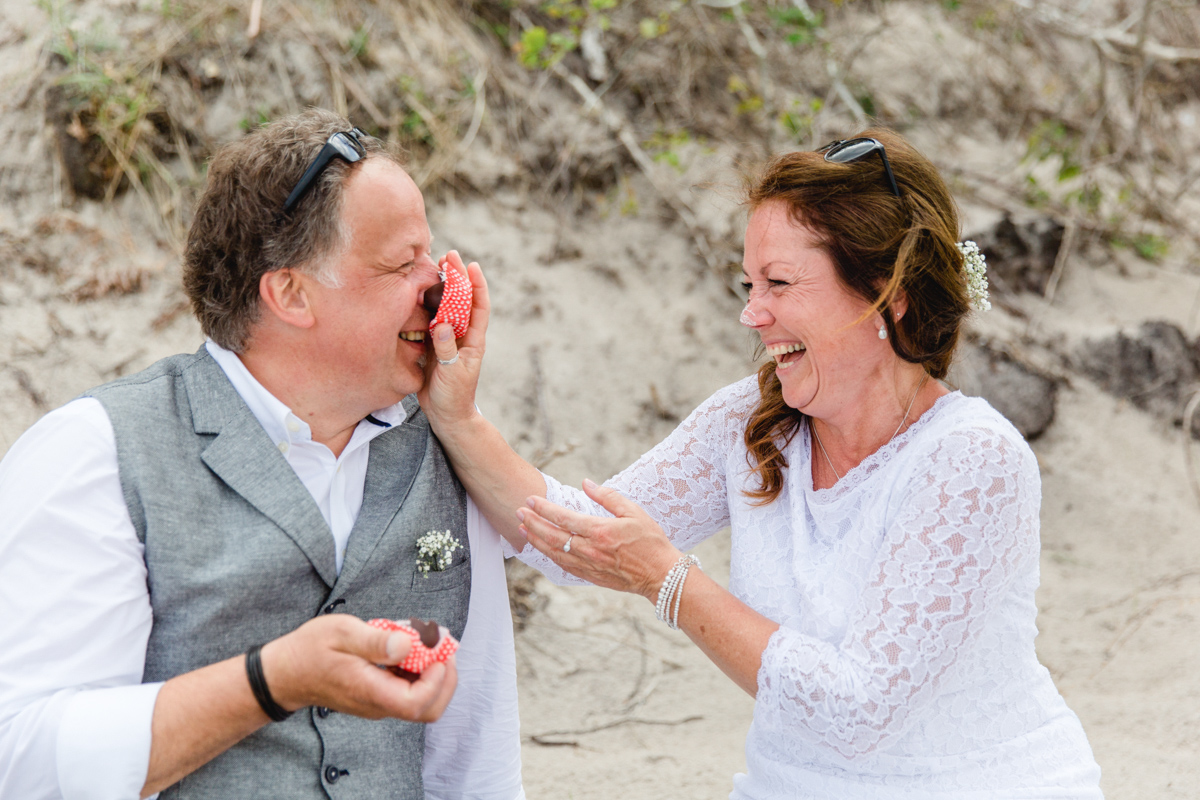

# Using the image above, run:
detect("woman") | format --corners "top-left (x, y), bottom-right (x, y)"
top-left (420, 129), bottom-right (1102, 797)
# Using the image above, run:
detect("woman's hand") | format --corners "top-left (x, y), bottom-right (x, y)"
top-left (517, 479), bottom-right (682, 602)
top-left (418, 250), bottom-right (490, 433)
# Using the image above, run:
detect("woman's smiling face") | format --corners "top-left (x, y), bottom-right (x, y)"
top-left (740, 200), bottom-right (893, 416)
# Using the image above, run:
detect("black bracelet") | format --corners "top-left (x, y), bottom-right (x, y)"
top-left (245, 644), bottom-right (293, 722)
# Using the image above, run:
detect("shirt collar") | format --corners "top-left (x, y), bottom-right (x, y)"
top-left (204, 340), bottom-right (409, 449)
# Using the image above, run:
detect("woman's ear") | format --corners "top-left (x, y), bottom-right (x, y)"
top-left (259, 269), bottom-right (317, 330)
top-left (889, 287), bottom-right (909, 324)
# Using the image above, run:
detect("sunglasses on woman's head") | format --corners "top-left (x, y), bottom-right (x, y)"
top-left (819, 137), bottom-right (902, 198)
top-left (283, 128), bottom-right (369, 213)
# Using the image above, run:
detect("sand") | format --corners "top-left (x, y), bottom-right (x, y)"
top-left (2, 0), bottom-right (1199, 797)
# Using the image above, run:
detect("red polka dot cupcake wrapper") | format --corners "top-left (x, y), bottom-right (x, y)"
top-left (428, 263), bottom-right (472, 339)
top-left (368, 618), bottom-right (459, 675)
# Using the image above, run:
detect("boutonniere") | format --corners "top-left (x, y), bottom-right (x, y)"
top-left (416, 530), bottom-right (464, 576)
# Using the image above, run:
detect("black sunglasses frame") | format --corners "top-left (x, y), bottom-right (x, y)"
top-left (820, 137), bottom-right (902, 198)
top-left (283, 128), bottom-right (369, 214)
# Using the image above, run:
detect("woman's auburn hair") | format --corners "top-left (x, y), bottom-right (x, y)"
top-left (742, 127), bottom-right (970, 504)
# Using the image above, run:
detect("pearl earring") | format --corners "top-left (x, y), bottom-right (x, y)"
top-left (878, 326), bottom-right (887, 340)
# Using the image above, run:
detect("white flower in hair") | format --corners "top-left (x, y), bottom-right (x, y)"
top-left (958, 240), bottom-right (991, 312)
top-left (415, 530), bottom-right (463, 576)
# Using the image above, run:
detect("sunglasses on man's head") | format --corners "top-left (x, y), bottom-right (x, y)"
top-left (283, 127), bottom-right (369, 214)
top-left (819, 137), bottom-right (902, 198)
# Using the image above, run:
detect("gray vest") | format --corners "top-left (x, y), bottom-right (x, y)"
top-left (87, 347), bottom-right (471, 800)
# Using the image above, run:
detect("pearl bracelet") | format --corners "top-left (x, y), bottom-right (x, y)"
top-left (654, 554), bottom-right (700, 630)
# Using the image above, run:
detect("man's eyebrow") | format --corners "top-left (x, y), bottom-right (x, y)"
top-left (394, 240), bottom-right (425, 259)
top-left (405, 232), bottom-right (433, 253)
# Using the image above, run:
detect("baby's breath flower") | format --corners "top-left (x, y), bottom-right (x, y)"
top-left (416, 530), bottom-right (463, 576)
top-left (958, 240), bottom-right (991, 312)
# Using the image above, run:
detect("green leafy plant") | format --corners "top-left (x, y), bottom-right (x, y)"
top-left (1111, 233), bottom-right (1169, 262)
top-left (727, 75), bottom-right (763, 115)
top-left (644, 129), bottom-right (693, 171)
top-left (515, 25), bottom-right (577, 68)
top-left (239, 106), bottom-right (271, 132)
top-left (768, 6), bottom-right (824, 45)
top-left (347, 24), bottom-right (370, 62)
top-left (780, 97), bottom-right (824, 142)
top-left (1025, 120), bottom-right (1083, 183)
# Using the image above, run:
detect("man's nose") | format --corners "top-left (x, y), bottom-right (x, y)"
top-left (740, 297), bottom-right (773, 328)
top-left (417, 254), bottom-right (441, 285)
top-left (417, 256), bottom-right (443, 316)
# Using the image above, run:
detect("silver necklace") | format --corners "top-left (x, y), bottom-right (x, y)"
top-left (812, 374), bottom-right (929, 483)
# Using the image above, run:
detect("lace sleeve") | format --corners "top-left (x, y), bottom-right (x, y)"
top-left (511, 377), bottom-right (757, 584)
top-left (755, 425), bottom-right (1041, 759)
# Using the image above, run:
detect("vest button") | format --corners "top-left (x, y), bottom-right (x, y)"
top-left (322, 598), bottom-right (346, 615)
top-left (316, 706), bottom-right (330, 718)
top-left (324, 765), bottom-right (340, 784)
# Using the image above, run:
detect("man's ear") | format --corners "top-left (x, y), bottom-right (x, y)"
top-left (259, 269), bottom-right (316, 330)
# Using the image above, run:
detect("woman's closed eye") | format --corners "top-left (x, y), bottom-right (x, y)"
top-left (741, 279), bottom-right (790, 295)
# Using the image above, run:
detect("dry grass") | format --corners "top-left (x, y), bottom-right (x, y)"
top-left (23, 0), bottom-right (1200, 277)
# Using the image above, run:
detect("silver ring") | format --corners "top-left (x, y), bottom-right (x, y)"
top-left (437, 354), bottom-right (459, 366)
top-left (562, 535), bottom-right (574, 554)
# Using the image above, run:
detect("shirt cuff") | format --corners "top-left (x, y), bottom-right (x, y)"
top-left (56, 683), bottom-right (164, 800)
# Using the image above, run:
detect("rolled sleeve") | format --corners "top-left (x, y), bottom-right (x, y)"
top-left (56, 683), bottom-right (163, 800)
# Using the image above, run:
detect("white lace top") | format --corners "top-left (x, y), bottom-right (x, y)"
top-left (516, 376), bottom-right (1103, 798)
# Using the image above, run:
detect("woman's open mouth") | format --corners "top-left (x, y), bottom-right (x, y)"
top-left (767, 342), bottom-right (806, 369)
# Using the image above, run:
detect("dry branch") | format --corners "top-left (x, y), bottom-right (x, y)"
top-left (8, 368), bottom-right (48, 412)
top-left (527, 715), bottom-right (704, 747)
top-left (548, 61), bottom-right (721, 272)
top-left (247, 0), bottom-right (263, 40)
top-left (282, 2), bottom-right (389, 128)
top-left (1008, 0), bottom-right (1200, 63)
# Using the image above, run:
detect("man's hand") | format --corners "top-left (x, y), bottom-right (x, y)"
top-left (142, 614), bottom-right (457, 796)
top-left (262, 614), bottom-right (457, 722)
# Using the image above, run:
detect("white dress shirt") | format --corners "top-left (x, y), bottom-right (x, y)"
top-left (0, 342), bottom-right (524, 800)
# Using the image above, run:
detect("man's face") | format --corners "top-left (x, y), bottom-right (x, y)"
top-left (304, 157), bottom-right (439, 413)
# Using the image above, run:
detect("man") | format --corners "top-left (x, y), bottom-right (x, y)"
top-left (0, 110), bottom-right (523, 799)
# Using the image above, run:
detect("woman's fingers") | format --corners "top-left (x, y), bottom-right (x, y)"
top-left (430, 322), bottom-right (458, 364)
top-left (519, 490), bottom-right (685, 600)
top-left (462, 258), bottom-right (489, 349)
top-left (438, 249), bottom-right (489, 350)
top-left (524, 495), bottom-right (597, 538)
top-left (417, 251), bottom-right (489, 430)
top-left (518, 506), bottom-right (573, 553)
top-left (581, 478), bottom-right (646, 520)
